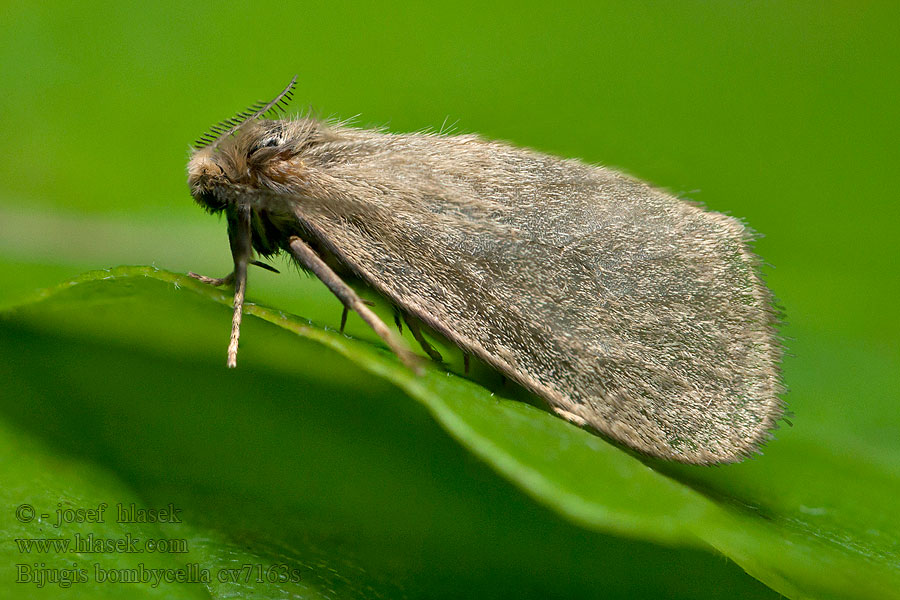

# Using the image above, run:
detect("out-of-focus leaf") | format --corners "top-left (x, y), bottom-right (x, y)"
top-left (1, 267), bottom-right (897, 599)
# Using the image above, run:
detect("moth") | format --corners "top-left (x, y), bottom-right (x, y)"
top-left (187, 77), bottom-right (784, 464)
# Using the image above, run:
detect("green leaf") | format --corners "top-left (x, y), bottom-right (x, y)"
top-left (2, 267), bottom-right (897, 599)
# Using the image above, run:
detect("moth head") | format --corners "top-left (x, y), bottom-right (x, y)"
top-left (187, 77), bottom-right (297, 213)
top-left (187, 146), bottom-right (229, 213)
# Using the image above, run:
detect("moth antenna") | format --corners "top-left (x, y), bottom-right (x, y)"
top-left (193, 75), bottom-right (298, 150)
top-left (227, 205), bottom-right (253, 368)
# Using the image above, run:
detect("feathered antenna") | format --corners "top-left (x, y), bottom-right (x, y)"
top-left (193, 75), bottom-right (297, 150)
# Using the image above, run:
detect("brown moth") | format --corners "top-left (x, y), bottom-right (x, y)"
top-left (187, 77), bottom-right (784, 464)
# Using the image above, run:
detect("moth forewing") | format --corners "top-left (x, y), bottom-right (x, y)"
top-left (187, 78), bottom-right (784, 464)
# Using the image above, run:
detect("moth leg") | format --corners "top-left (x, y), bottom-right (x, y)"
top-left (226, 205), bottom-right (253, 368)
top-left (393, 308), bottom-right (403, 334)
top-left (250, 260), bottom-right (280, 274)
top-left (463, 353), bottom-right (470, 374)
top-left (339, 300), bottom-right (376, 333)
top-left (287, 236), bottom-right (423, 375)
top-left (188, 271), bottom-right (235, 287)
top-left (189, 260), bottom-right (275, 287)
top-left (402, 314), bottom-right (443, 363)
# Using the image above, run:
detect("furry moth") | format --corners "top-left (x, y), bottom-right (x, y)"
top-left (187, 77), bottom-right (784, 464)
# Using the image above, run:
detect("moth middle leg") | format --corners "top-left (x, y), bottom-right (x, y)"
top-left (339, 299), bottom-right (377, 333)
top-left (287, 236), bottom-right (423, 375)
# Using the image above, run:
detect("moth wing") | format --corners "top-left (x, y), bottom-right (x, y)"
top-left (291, 131), bottom-right (783, 464)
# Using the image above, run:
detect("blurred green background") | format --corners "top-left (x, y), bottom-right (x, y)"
top-left (1, 2), bottom-right (898, 599)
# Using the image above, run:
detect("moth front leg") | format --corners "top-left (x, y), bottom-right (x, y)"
top-left (188, 271), bottom-right (235, 286)
top-left (225, 205), bottom-right (253, 368)
top-left (189, 261), bottom-right (278, 287)
top-left (287, 236), bottom-right (424, 375)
